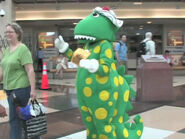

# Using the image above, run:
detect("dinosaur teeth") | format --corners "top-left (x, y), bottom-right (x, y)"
top-left (74, 35), bottom-right (96, 41)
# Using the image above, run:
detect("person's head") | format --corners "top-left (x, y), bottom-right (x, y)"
top-left (145, 32), bottom-right (152, 39)
top-left (164, 50), bottom-right (170, 54)
top-left (5, 22), bottom-right (23, 42)
top-left (120, 34), bottom-right (127, 42)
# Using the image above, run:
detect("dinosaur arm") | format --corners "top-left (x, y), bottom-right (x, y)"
top-left (96, 41), bottom-right (113, 76)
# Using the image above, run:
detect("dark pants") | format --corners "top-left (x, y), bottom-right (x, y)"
top-left (5, 86), bottom-right (40, 139)
top-left (38, 58), bottom-right (43, 72)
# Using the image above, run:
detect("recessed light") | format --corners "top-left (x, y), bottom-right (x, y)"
top-left (147, 21), bottom-right (152, 24)
top-left (133, 2), bottom-right (143, 5)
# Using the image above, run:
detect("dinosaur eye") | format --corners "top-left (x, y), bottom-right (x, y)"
top-left (93, 13), bottom-right (99, 18)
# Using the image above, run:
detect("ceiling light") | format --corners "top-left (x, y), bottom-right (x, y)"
top-left (73, 23), bottom-right (78, 25)
top-left (147, 21), bottom-right (152, 24)
top-left (136, 33), bottom-right (140, 35)
top-left (133, 2), bottom-right (143, 5)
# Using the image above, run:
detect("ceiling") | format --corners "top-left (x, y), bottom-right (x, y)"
top-left (12, 0), bottom-right (185, 4)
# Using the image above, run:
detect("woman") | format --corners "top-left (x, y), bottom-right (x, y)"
top-left (163, 50), bottom-right (172, 66)
top-left (0, 23), bottom-right (39, 139)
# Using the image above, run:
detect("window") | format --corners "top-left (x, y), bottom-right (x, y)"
top-left (38, 32), bottom-right (56, 49)
top-left (167, 30), bottom-right (184, 47)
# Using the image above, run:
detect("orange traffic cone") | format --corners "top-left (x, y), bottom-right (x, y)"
top-left (40, 62), bottom-right (51, 90)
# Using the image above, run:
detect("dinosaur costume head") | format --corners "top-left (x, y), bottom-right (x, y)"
top-left (74, 7), bottom-right (123, 43)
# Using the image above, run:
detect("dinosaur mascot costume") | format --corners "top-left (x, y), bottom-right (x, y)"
top-left (55, 7), bottom-right (143, 139)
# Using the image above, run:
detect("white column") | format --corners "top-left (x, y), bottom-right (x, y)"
top-left (0, 0), bottom-right (15, 37)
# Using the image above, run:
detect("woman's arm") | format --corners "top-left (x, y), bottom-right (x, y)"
top-left (24, 63), bottom-right (36, 100)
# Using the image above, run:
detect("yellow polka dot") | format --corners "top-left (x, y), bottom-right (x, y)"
top-left (105, 49), bottom-right (112, 59)
top-left (83, 87), bottom-right (92, 97)
top-left (92, 134), bottom-right (97, 138)
top-left (94, 46), bottom-right (100, 53)
top-left (140, 118), bottom-right (143, 123)
top-left (86, 116), bottom-right (92, 122)
top-left (99, 59), bottom-right (105, 64)
top-left (113, 109), bottom-right (117, 117)
top-left (119, 116), bottom-right (123, 123)
top-left (123, 128), bottom-right (129, 138)
top-left (95, 108), bottom-right (108, 120)
top-left (108, 101), bottom-right (113, 106)
top-left (114, 77), bottom-right (119, 87)
top-left (81, 106), bottom-right (88, 112)
top-left (67, 51), bottom-right (72, 57)
top-left (109, 118), bottom-right (113, 123)
top-left (88, 108), bottom-right (93, 115)
top-left (87, 129), bottom-right (90, 136)
top-left (86, 78), bottom-right (92, 85)
top-left (104, 125), bottom-right (112, 133)
top-left (96, 74), bottom-right (108, 84)
top-left (114, 92), bottom-right (118, 100)
top-left (99, 134), bottom-right (108, 139)
top-left (119, 76), bottom-right (124, 85)
top-left (100, 40), bottom-right (106, 44)
top-left (103, 66), bottom-right (109, 73)
top-left (99, 90), bottom-right (110, 101)
top-left (124, 90), bottom-right (130, 102)
top-left (113, 131), bottom-right (116, 136)
top-left (111, 63), bottom-right (116, 70)
top-left (137, 130), bottom-right (142, 136)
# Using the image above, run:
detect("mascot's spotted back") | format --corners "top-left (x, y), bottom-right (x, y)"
top-left (55, 7), bottom-right (144, 139)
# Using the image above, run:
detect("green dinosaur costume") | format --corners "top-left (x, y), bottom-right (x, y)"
top-left (55, 7), bottom-right (143, 139)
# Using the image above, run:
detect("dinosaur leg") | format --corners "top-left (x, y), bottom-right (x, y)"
top-left (78, 97), bottom-right (98, 139)
top-left (89, 103), bottom-right (117, 139)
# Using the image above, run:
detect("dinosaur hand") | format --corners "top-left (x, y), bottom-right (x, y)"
top-left (79, 59), bottom-right (99, 73)
top-left (55, 35), bottom-right (69, 53)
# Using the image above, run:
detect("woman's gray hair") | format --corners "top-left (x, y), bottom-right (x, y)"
top-left (6, 22), bottom-right (23, 41)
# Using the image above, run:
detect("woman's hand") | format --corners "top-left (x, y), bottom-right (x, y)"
top-left (30, 90), bottom-right (36, 100)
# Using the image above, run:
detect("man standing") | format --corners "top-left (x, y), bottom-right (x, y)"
top-left (143, 32), bottom-right (155, 55)
top-left (115, 34), bottom-right (128, 73)
top-left (37, 48), bottom-right (44, 72)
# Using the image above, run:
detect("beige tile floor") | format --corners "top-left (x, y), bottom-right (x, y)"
top-left (132, 106), bottom-right (185, 132)
top-left (165, 133), bottom-right (185, 139)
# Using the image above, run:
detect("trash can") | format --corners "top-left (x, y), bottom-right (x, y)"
top-left (136, 55), bottom-right (173, 102)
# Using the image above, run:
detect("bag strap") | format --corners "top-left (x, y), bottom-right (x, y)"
top-left (31, 99), bottom-right (44, 115)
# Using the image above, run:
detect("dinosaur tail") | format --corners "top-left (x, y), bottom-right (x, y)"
top-left (116, 66), bottom-right (144, 138)
top-left (114, 115), bottom-right (144, 139)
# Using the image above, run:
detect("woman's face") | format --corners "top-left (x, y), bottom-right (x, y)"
top-left (5, 26), bottom-right (18, 42)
